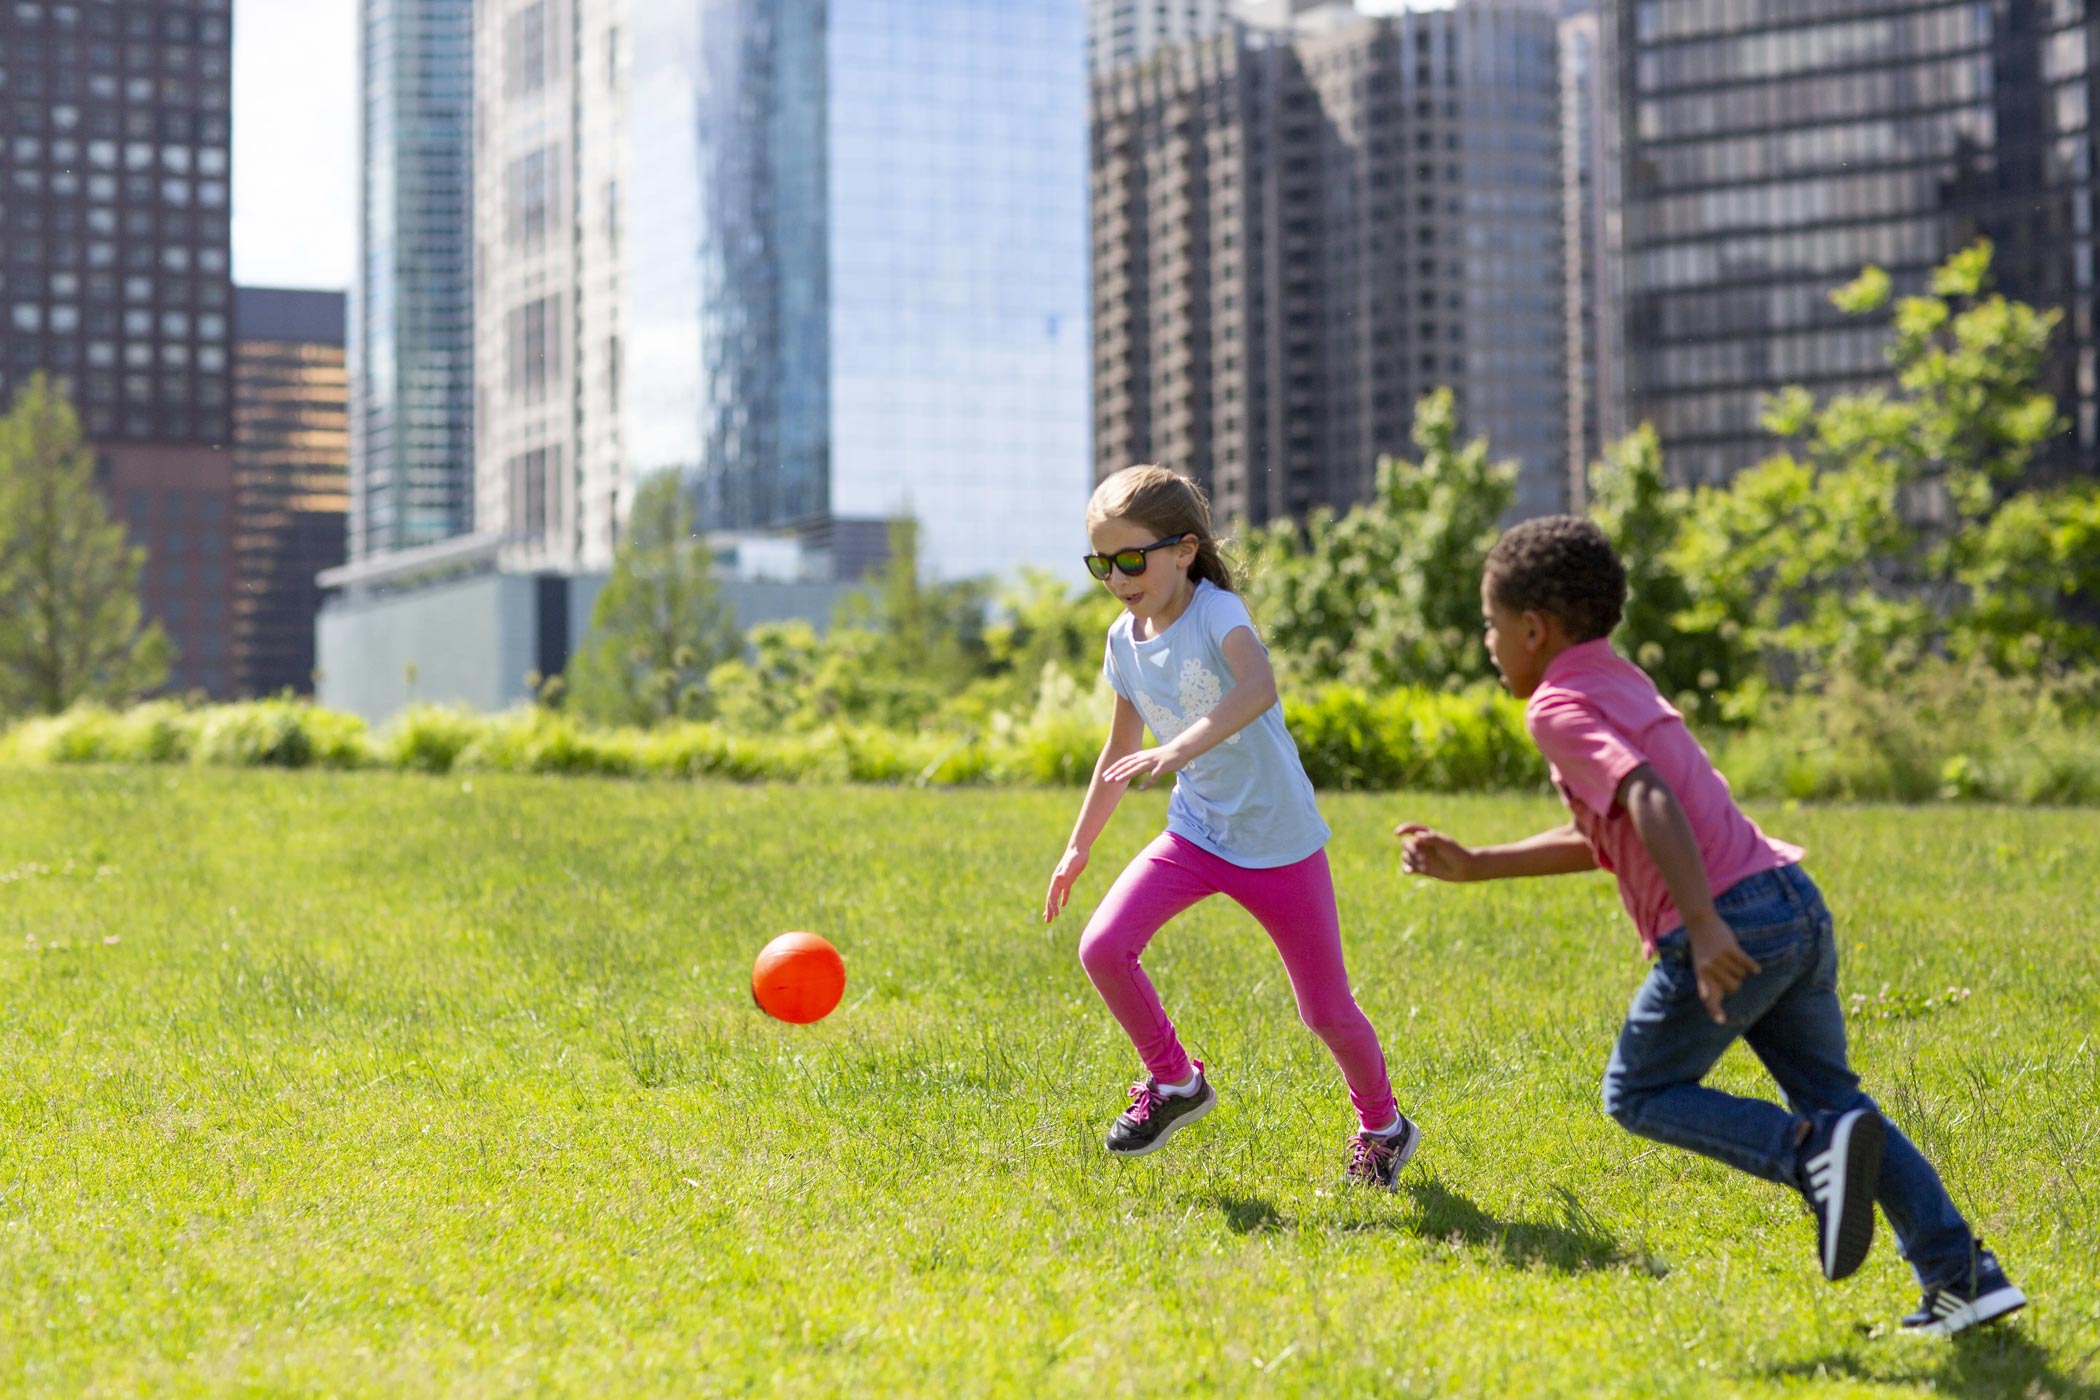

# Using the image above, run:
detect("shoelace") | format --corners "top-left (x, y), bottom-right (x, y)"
top-left (1125, 1078), bottom-right (1165, 1125)
top-left (1349, 1134), bottom-right (1393, 1177)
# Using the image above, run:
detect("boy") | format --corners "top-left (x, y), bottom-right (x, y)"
top-left (1396, 516), bottom-right (2022, 1335)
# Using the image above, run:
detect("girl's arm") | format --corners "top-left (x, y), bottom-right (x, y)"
top-left (1395, 821), bottom-right (1598, 882)
top-left (1043, 694), bottom-right (1148, 923)
top-left (1102, 627), bottom-right (1274, 786)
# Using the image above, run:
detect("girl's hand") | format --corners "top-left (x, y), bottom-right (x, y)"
top-left (1103, 744), bottom-right (1186, 790)
top-left (1043, 846), bottom-right (1090, 923)
top-left (1395, 823), bottom-right (1477, 883)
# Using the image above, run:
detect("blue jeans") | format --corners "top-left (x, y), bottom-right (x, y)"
top-left (1602, 864), bottom-right (1976, 1288)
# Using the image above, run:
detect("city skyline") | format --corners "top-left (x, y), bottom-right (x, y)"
top-left (229, 0), bottom-right (1450, 293)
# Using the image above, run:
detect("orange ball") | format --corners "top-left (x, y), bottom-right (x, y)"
top-left (751, 931), bottom-right (846, 1024)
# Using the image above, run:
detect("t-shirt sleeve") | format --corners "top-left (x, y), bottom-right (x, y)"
top-left (1200, 586), bottom-right (1263, 653)
top-left (1101, 633), bottom-right (1132, 702)
top-left (1526, 694), bottom-right (1647, 817)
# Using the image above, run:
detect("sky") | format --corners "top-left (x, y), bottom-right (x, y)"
top-left (230, 0), bottom-right (358, 292)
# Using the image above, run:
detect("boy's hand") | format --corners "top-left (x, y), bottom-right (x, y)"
top-left (1043, 846), bottom-right (1090, 923)
top-left (1395, 823), bottom-right (1477, 883)
top-left (1685, 914), bottom-right (1761, 1024)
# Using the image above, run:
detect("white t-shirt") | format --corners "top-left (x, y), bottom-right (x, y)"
top-left (1102, 580), bottom-right (1330, 869)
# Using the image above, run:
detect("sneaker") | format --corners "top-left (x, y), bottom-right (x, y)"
top-left (1901, 1243), bottom-right (2027, 1336)
top-left (1798, 1107), bottom-right (1885, 1281)
top-left (1345, 1114), bottom-right (1422, 1190)
top-left (1105, 1061), bottom-right (1215, 1157)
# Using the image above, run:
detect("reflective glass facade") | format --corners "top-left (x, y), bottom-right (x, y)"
top-left (1619, 0), bottom-right (2100, 485)
top-left (233, 287), bottom-right (348, 697)
top-left (637, 0), bottom-right (1090, 583)
top-left (353, 0), bottom-right (474, 560)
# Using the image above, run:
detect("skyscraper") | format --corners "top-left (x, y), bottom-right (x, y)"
top-left (472, 0), bottom-right (625, 572)
top-left (1560, 1), bottom-right (1624, 503)
top-left (1090, 0), bottom-right (1233, 75)
top-left (352, 0), bottom-right (475, 561)
top-left (1617, 0), bottom-right (2100, 486)
top-left (631, 0), bottom-right (1092, 584)
top-left (232, 288), bottom-right (348, 697)
top-left (1092, 0), bottom-right (1568, 526)
top-left (0, 0), bottom-right (239, 697)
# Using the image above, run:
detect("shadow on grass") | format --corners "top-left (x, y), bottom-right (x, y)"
top-left (1392, 1174), bottom-right (1631, 1274)
top-left (1761, 1325), bottom-right (2098, 1399)
top-left (1208, 1193), bottom-right (1288, 1235)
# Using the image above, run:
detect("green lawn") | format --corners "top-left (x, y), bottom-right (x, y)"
top-left (1, 769), bottom-right (2094, 1398)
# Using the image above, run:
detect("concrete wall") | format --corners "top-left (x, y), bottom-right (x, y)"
top-left (318, 571), bottom-right (850, 724)
top-left (316, 572), bottom-right (545, 721)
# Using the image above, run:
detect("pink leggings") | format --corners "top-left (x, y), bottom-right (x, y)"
top-left (1077, 832), bottom-right (1398, 1132)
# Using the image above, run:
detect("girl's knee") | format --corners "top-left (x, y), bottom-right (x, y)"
top-left (1077, 926), bottom-right (1130, 978)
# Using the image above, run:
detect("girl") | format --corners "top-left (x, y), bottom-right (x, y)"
top-left (1042, 465), bottom-right (1421, 1187)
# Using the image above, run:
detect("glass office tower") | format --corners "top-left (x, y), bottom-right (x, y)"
top-left (352, 0), bottom-right (475, 559)
top-left (629, 0), bottom-right (1091, 583)
top-left (1618, 0), bottom-right (2100, 486)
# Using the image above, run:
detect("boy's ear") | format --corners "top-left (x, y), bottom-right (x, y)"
top-left (1524, 608), bottom-right (1552, 647)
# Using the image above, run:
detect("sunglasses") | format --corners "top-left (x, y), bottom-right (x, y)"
top-left (1083, 534), bottom-right (1189, 581)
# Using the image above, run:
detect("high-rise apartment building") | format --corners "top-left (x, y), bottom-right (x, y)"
top-left (1092, 0), bottom-right (1567, 525)
top-left (352, 0), bottom-right (475, 560)
top-left (1090, 0), bottom-right (1233, 75)
top-left (1618, 0), bottom-right (2100, 486)
top-left (232, 288), bottom-right (348, 697)
top-left (0, 0), bottom-right (239, 697)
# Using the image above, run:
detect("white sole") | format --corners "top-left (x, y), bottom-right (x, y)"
top-left (1917, 1284), bottom-right (2027, 1336)
top-left (1106, 1089), bottom-right (1215, 1158)
top-left (1807, 1110), bottom-right (1883, 1280)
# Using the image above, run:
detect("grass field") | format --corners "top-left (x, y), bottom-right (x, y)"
top-left (1, 768), bottom-right (2095, 1397)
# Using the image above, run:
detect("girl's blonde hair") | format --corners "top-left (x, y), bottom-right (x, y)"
top-left (1086, 465), bottom-right (1238, 593)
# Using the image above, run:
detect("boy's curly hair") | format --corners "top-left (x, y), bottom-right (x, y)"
top-left (1483, 516), bottom-right (1625, 643)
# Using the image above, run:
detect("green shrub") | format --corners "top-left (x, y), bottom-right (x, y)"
top-left (382, 705), bottom-right (482, 775)
top-left (189, 701), bottom-right (315, 769)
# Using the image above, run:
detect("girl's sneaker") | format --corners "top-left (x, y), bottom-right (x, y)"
top-left (1345, 1114), bottom-right (1422, 1190)
top-left (1106, 1061), bottom-right (1215, 1156)
top-left (1798, 1107), bottom-right (1884, 1281)
top-left (1901, 1244), bottom-right (2026, 1336)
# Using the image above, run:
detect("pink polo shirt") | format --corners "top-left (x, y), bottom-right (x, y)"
top-left (1525, 639), bottom-right (1803, 955)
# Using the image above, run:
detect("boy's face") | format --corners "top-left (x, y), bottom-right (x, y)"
top-left (1481, 576), bottom-right (1550, 699)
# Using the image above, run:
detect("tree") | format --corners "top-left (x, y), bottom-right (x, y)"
top-left (1241, 388), bottom-right (1514, 690)
top-left (0, 375), bottom-right (171, 716)
top-left (1668, 240), bottom-right (2099, 687)
top-left (564, 473), bottom-right (737, 727)
top-left (1586, 423), bottom-right (1746, 707)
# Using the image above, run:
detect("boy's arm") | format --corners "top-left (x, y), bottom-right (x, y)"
top-left (1396, 822), bottom-right (1597, 882)
top-left (1044, 695), bottom-right (1148, 923)
top-left (1616, 764), bottom-right (1760, 1023)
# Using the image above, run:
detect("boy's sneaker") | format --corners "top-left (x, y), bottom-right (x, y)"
top-left (1901, 1243), bottom-right (2026, 1336)
top-left (1345, 1114), bottom-right (1422, 1190)
top-left (1105, 1061), bottom-right (1215, 1157)
top-left (1798, 1107), bottom-right (1885, 1281)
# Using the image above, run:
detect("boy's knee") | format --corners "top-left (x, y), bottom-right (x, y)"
top-left (1602, 1070), bottom-right (1644, 1132)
